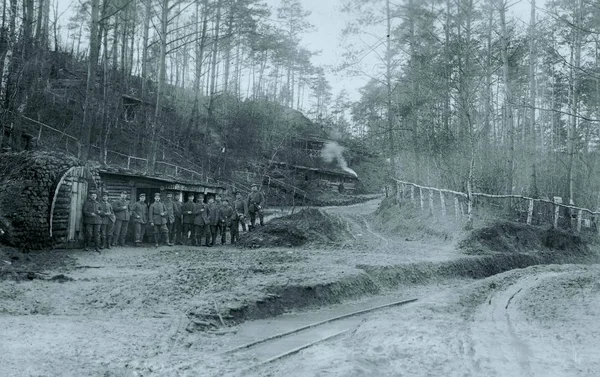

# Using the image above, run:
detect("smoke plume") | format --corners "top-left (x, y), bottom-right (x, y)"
top-left (321, 141), bottom-right (358, 177)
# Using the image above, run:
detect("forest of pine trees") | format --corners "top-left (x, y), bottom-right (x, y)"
top-left (0, 0), bottom-right (599, 208)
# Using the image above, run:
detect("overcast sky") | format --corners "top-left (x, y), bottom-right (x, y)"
top-left (55, 0), bottom-right (541, 103)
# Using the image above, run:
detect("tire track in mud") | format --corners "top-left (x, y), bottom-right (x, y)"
top-left (470, 271), bottom-right (564, 376)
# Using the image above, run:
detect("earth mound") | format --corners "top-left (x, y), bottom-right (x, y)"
top-left (460, 221), bottom-right (593, 256)
top-left (237, 208), bottom-right (353, 248)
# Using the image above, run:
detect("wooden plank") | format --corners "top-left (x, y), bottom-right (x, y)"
top-left (577, 209), bottom-right (583, 233)
top-left (439, 191), bottom-right (446, 216)
top-left (69, 180), bottom-right (78, 240)
top-left (419, 188), bottom-right (424, 211)
top-left (527, 199), bottom-right (534, 225)
top-left (454, 196), bottom-right (460, 219)
top-left (554, 196), bottom-right (562, 229)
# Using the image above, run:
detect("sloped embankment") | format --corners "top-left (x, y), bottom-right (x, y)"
top-left (237, 208), bottom-right (353, 248)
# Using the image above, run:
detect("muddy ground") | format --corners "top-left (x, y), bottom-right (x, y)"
top-left (1, 198), bottom-right (599, 376)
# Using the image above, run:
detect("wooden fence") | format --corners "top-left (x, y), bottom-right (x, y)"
top-left (393, 179), bottom-right (600, 234)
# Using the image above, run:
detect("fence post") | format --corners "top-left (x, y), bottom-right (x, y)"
top-left (396, 181), bottom-right (401, 205)
top-left (419, 188), bottom-right (424, 211)
top-left (454, 196), bottom-right (460, 219)
top-left (553, 196), bottom-right (562, 228)
top-left (428, 189), bottom-right (434, 215)
top-left (527, 199), bottom-right (534, 225)
top-left (410, 186), bottom-right (415, 205)
top-left (439, 191), bottom-right (446, 216)
top-left (577, 209), bottom-right (583, 233)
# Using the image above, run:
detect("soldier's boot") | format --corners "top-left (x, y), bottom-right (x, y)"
top-left (194, 237), bottom-right (199, 246)
top-left (84, 241), bottom-right (89, 251)
top-left (154, 234), bottom-right (160, 247)
top-left (106, 236), bottom-right (112, 250)
top-left (119, 237), bottom-right (126, 247)
top-left (221, 233), bottom-right (226, 245)
top-left (165, 233), bottom-right (173, 246)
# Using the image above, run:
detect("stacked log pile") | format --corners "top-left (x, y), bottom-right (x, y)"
top-left (0, 151), bottom-right (93, 250)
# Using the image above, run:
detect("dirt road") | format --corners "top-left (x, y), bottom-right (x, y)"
top-left (1, 199), bottom-right (599, 376)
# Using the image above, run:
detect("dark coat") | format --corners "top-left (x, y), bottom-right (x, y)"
top-left (164, 199), bottom-right (176, 223)
top-left (182, 201), bottom-right (195, 224)
top-left (112, 199), bottom-right (131, 221)
top-left (234, 198), bottom-right (248, 217)
top-left (193, 203), bottom-right (209, 226)
top-left (100, 201), bottom-right (115, 225)
top-left (221, 205), bottom-right (235, 226)
top-left (131, 201), bottom-right (148, 224)
top-left (83, 199), bottom-right (102, 225)
top-left (149, 201), bottom-right (168, 225)
top-left (173, 200), bottom-right (183, 218)
top-left (206, 203), bottom-right (222, 226)
top-left (247, 191), bottom-right (265, 213)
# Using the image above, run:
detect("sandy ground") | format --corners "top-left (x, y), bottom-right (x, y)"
top-left (1, 198), bottom-right (598, 376)
top-left (261, 264), bottom-right (600, 377)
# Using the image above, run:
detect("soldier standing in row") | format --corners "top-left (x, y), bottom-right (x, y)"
top-left (132, 193), bottom-right (148, 247)
top-left (83, 191), bottom-right (102, 252)
top-left (221, 199), bottom-right (237, 244)
top-left (247, 184), bottom-right (265, 229)
top-left (173, 192), bottom-right (183, 245)
top-left (164, 192), bottom-right (177, 245)
top-left (100, 192), bottom-right (115, 250)
top-left (182, 193), bottom-right (196, 245)
top-left (149, 192), bottom-right (172, 247)
top-left (112, 191), bottom-right (131, 247)
top-left (194, 194), bottom-right (209, 246)
top-left (206, 197), bottom-right (221, 246)
top-left (234, 192), bottom-right (248, 233)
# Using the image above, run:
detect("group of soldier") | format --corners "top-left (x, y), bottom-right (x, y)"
top-left (82, 184), bottom-right (265, 252)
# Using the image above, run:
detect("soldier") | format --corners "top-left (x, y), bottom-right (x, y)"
top-left (194, 194), bottom-right (209, 246)
top-left (214, 194), bottom-right (226, 244)
top-left (83, 191), bottom-right (102, 252)
top-left (100, 192), bottom-right (115, 250)
top-left (173, 192), bottom-right (183, 245)
top-left (247, 184), bottom-right (265, 229)
top-left (206, 197), bottom-right (221, 246)
top-left (233, 191), bottom-right (248, 233)
top-left (149, 192), bottom-right (172, 247)
top-left (112, 191), bottom-right (131, 246)
top-left (182, 193), bottom-right (196, 245)
top-left (132, 193), bottom-right (148, 247)
top-left (164, 192), bottom-right (177, 245)
top-left (220, 199), bottom-right (237, 244)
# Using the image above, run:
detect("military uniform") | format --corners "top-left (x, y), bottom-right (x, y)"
top-left (214, 197), bottom-right (226, 244)
top-left (164, 196), bottom-right (177, 245)
top-left (182, 195), bottom-right (196, 244)
top-left (149, 197), bottom-right (171, 247)
top-left (173, 197), bottom-right (183, 244)
top-left (83, 195), bottom-right (102, 252)
top-left (221, 202), bottom-right (236, 244)
top-left (234, 196), bottom-right (248, 233)
top-left (193, 199), bottom-right (209, 246)
top-left (247, 188), bottom-right (265, 228)
top-left (99, 197), bottom-right (115, 249)
top-left (112, 193), bottom-right (131, 246)
top-left (206, 201), bottom-right (222, 246)
top-left (131, 195), bottom-right (148, 246)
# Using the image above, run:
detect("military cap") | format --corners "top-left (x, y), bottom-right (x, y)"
top-left (188, 193), bottom-right (195, 198)
top-left (138, 193), bottom-right (146, 198)
top-left (101, 192), bottom-right (109, 197)
top-left (251, 183), bottom-right (258, 187)
top-left (154, 192), bottom-right (161, 197)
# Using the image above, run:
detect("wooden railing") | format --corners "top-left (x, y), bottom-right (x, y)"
top-left (393, 178), bottom-right (600, 234)
top-left (18, 115), bottom-right (206, 182)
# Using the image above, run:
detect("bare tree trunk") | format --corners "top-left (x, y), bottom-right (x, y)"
top-left (498, 0), bottom-right (514, 194)
top-left (209, 0), bottom-right (222, 97)
top-left (385, 0), bottom-right (396, 180)
top-left (79, 0), bottom-right (101, 161)
top-left (567, 0), bottom-right (583, 204)
top-left (148, 0), bottom-right (169, 173)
